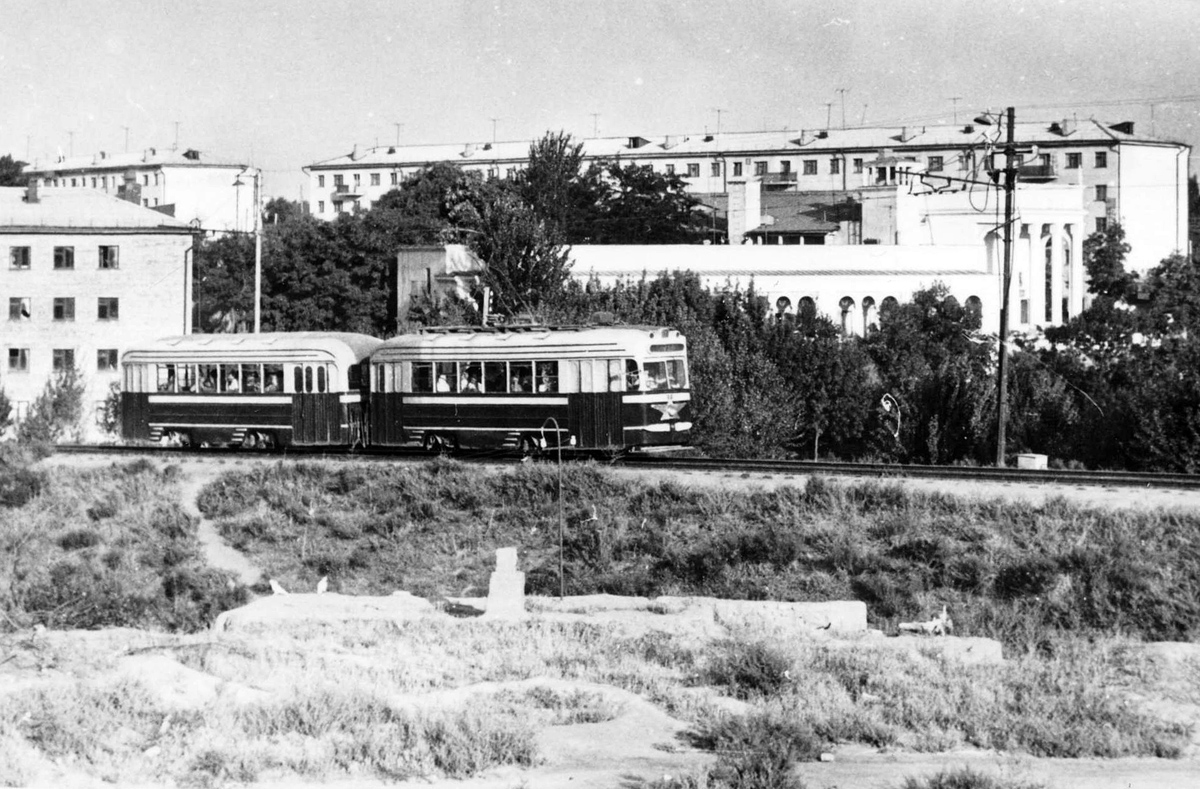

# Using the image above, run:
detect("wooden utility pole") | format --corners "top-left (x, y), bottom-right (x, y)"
top-left (253, 169), bottom-right (262, 333)
top-left (995, 106), bottom-right (1016, 467)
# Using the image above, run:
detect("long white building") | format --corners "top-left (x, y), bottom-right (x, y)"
top-left (24, 148), bottom-right (258, 234)
top-left (308, 119), bottom-right (1189, 272)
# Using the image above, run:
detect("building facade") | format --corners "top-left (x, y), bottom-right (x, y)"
top-left (24, 148), bottom-right (258, 233)
top-left (309, 119), bottom-right (1188, 271)
top-left (1, 185), bottom-right (195, 439)
top-left (395, 178), bottom-right (1086, 340)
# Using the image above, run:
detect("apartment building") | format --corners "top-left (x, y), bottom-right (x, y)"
top-left (1, 184), bottom-right (195, 439)
top-left (307, 119), bottom-right (1189, 271)
top-left (24, 148), bottom-right (257, 233)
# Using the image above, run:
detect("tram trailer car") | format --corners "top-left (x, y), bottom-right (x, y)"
top-left (367, 325), bottom-right (691, 453)
top-left (121, 332), bottom-right (382, 448)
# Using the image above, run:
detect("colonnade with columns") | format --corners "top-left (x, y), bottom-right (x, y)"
top-left (989, 220), bottom-right (1085, 329)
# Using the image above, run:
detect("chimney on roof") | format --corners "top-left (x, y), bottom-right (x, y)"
top-left (182, 148), bottom-right (200, 160)
top-left (1109, 121), bottom-right (1135, 135)
top-left (463, 142), bottom-right (476, 157)
top-left (963, 124), bottom-right (974, 134)
top-left (24, 179), bottom-right (39, 204)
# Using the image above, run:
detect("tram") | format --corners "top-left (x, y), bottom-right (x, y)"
top-left (368, 324), bottom-right (692, 453)
top-left (119, 332), bottom-right (382, 448)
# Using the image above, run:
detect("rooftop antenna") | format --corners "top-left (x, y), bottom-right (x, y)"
top-left (121, 126), bottom-right (130, 153)
top-left (490, 117), bottom-right (499, 144)
top-left (590, 112), bottom-right (600, 137)
top-left (861, 104), bottom-right (868, 126)
top-left (836, 87), bottom-right (849, 128)
top-left (394, 122), bottom-right (403, 146)
top-left (949, 97), bottom-right (962, 124)
top-left (825, 102), bottom-right (833, 129)
top-left (712, 108), bottom-right (725, 135)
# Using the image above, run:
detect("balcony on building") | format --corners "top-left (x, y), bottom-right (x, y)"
top-left (330, 184), bottom-right (362, 202)
top-left (1017, 160), bottom-right (1058, 182)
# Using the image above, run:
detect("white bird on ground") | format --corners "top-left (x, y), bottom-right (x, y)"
top-left (269, 579), bottom-right (289, 595)
top-left (316, 576), bottom-right (328, 594)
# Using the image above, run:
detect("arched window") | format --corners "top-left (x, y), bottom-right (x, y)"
top-left (839, 296), bottom-right (856, 336)
top-left (880, 296), bottom-right (899, 321)
top-left (862, 296), bottom-right (878, 331)
top-left (965, 296), bottom-right (983, 327)
top-left (798, 296), bottom-right (817, 322)
top-left (775, 296), bottom-right (792, 313)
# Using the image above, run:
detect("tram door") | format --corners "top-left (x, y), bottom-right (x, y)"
top-left (291, 364), bottom-right (341, 444)
top-left (370, 362), bottom-right (405, 445)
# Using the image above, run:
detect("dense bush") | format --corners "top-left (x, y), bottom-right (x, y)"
top-left (0, 461), bottom-right (247, 632)
top-left (198, 461), bottom-right (1200, 649)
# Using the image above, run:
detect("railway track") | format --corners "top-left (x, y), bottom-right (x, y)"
top-left (53, 443), bottom-right (1200, 491)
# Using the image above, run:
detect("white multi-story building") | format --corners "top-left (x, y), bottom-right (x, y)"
top-left (1, 184), bottom-right (196, 439)
top-left (24, 148), bottom-right (258, 234)
top-left (307, 119), bottom-right (1189, 272)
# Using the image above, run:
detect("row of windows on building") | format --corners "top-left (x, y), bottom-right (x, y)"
top-left (8, 246), bottom-right (120, 270)
top-left (313, 150), bottom-right (1111, 200)
top-left (41, 172), bottom-right (160, 189)
top-left (7, 347), bottom-right (119, 372)
top-left (7, 297), bottom-right (120, 321)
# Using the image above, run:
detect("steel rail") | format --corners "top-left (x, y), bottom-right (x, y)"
top-left (52, 444), bottom-right (1200, 490)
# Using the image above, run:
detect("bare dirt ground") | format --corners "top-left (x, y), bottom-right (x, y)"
top-left (24, 453), bottom-right (1200, 788)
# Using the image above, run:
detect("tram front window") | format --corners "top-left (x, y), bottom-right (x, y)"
top-left (642, 359), bottom-right (686, 390)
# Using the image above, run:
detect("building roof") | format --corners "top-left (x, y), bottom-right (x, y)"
top-left (711, 192), bottom-right (847, 236)
top-left (24, 147), bottom-right (248, 175)
top-left (307, 119), bottom-right (1188, 171)
top-left (0, 187), bottom-right (193, 232)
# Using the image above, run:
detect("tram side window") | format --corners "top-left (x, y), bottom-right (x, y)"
top-left (156, 364), bottom-right (176, 392)
top-left (263, 364), bottom-right (283, 392)
top-left (305, 366), bottom-right (314, 393)
top-left (535, 361), bottom-right (558, 393)
top-left (199, 364), bottom-right (219, 392)
top-left (316, 366), bottom-right (326, 393)
top-left (293, 366), bottom-right (303, 393)
top-left (459, 362), bottom-right (481, 392)
top-left (607, 359), bottom-right (625, 392)
top-left (242, 364), bottom-right (261, 393)
top-left (221, 364), bottom-right (241, 392)
top-left (561, 360), bottom-right (580, 393)
top-left (435, 361), bottom-right (457, 392)
top-left (177, 365), bottom-right (196, 392)
top-left (625, 359), bottom-right (641, 390)
top-left (484, 361), bottom-right (507, 393)
top-left (509, 361), bottom-right (533, 392)
top-left (412, 362), bottom-right (433, 392)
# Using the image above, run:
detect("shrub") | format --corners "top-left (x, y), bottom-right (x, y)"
top-left (691, 713), bottom-right (819, 789)
top-left (703, 640), bottom-right (793, 700)
top-left (17, 367), bottom-right (86, 444)
top-left (898, 768), bottom-right (1047, 789)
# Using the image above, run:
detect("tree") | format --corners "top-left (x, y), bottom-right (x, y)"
top-left (0, 387), bottom-right (12, 436)
top-left (0, 154), bottom-right (27, 187)
top-left (589, 162), bottom-right (706, 244)
top-left (863, 284), bottom-right (994, 463)
top-left (768, 316), bottom-right (875, 459)
top-left (263, 197), bottom-right (306, 225)
top-left (1082, 222), bottom-right (1133, 299)
top-left (471, 190), bottom-right (571, 318)
top-left (518, 132), bottom-right (605, 243)
top-left (18, 368), bottom-right (86, 444)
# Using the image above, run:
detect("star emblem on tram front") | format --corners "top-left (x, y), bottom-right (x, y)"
top-left (651, 399), bottom-right (682, 421)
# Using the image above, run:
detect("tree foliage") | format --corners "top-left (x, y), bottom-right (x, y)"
top-left (1082, 222), bottom-right (1133, 299)
top-left (17, 368), bottom-right (86, 444)
top-left (0, 154), bottom-right (27, 187)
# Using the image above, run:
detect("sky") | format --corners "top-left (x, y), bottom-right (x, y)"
top-left (3, 0), bottom-right (1200, 201)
